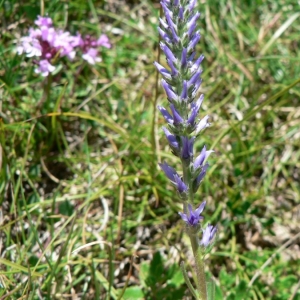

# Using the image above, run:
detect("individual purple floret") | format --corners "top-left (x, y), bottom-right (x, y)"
top-left (162, 127), bottom-right (179, 149)
top-left (82, 48), bottom-right (101, 65)
top-left (35, 59), bottom-right (56, 77)
top-left (17, 35), bottom-right (42, 57)
top-left (181, 136), bottom-right (195, 160)
top-left (34, 15), bottom-right (53, 28)
top-left (194, 146), bottom-right (213, 170)
top-left (187, 95), bottom-right (203, 126)
top-left (170, 105), bottom-right (184, 124)
top-left (159, 162), bottom-right (187, 193)
top-left (195, 115), bottom-right (210, 134)
top-left (193, 163), bottom-right (209, 193)
top-left (179, 202), bottom-right (206, 226)
top-left (200, 225), bottom-right (217, 247)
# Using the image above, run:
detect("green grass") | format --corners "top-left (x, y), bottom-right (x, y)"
top-left (0, 0), bottom-right (300, 299)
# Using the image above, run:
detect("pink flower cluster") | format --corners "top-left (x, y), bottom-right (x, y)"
top-left (17, 16), bottom-right (111, 77)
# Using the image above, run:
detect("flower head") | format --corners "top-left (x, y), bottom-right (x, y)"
top-left (77, 34), bottom-right (111, 64)
top-left (16, 16), bottom-right (111, 75)
top-left (179, 202), bottom-right (206, 226)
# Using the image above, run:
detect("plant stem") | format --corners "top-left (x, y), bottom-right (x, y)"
top-left (182, 160), bottom-right (207, 299)
top-left (45, 74), bottom-right (52, 113)
top-left (189, 233), bottom-right (207, 300)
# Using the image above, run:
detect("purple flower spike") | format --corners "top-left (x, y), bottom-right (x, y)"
top-left (161, 79), bottom-right (178, 102)
top-left (200, 225), bottom-right (217, 247)
top-left (163, 127), bottom-right (179, 149)
top-left (170, 104), bottom-right (184, 124)
top-left (179, 202), bottom-right (206, 226)
top-left (181, 136), bottom-right (195, 160)
top-left (158, 105), bottom-right (174, 124)
top-left (156, 1), bottom-right (217, 284)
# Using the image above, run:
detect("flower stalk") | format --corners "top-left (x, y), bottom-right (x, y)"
top-left (155, 0), bottom-right (217, 299)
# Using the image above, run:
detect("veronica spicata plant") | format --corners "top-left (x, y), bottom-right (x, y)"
top-left (155, 0), bottom-right (217, 299)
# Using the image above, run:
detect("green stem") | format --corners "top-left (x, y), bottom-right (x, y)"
top-left (189, 233), bottom-right (207, 300)
top-left (182, 160), bottom-right (194, 205)
top-left (182, 157), bottom-right (206, 299)
top-left (181, 262), bottom-right (199, 299)
top-left (44, 74), bottom-right (52, 113)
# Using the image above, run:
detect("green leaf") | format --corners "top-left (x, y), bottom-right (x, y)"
top-left (169, 269), bottom-right (184, 287)
top-left (235, 280), bottom-right (248, 300)
top-left (214, 283), bottom-right (224, 300)
top-left (58, 200), bottom-right (74, 216)
top-left (139, 262), bottom-right (150, 288)
top-left (28, 255), bottom-right (39, 267)
top-left (123, 287), bottom-right (144, 300)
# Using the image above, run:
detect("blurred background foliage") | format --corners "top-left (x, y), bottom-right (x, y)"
top-left (0, 0), bottom-right (299, 299)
